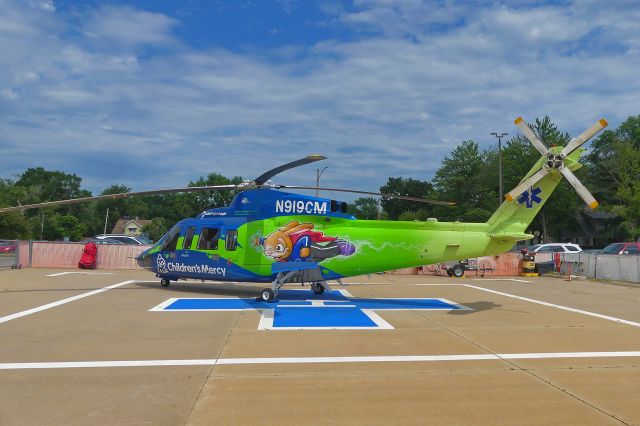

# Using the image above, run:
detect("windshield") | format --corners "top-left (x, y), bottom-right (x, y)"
top-left (137, 236), bottom-right (153, 244)
top-left (527, 245), bottom-right (540, 252)
top-left (156, 225), bottom-right (180, 251)
top-left (601, 243), bottom-right (624, 254)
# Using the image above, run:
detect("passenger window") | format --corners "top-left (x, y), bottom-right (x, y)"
top-left (552, 246), bottom-right (564, 253)
top-left (198, 227), bottom-right (219, 250)
top-left (566, 246), bottom-right (579, 252)
top-left (183, 226), bottom-right (196, 250)
top-left (625, 245), bottom-right (639, 254)
top-left (226, 230), bottom-right (238, 251)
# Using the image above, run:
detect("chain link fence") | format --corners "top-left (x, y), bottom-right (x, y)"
top-left (10, 241), bottom-right (151, 270)
top-left (0, 239), bottom-right (20, 269)
top-left (559, 252), bottom-right (640, 283)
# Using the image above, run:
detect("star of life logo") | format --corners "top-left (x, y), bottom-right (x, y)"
top-left (517, 187), bottom-right (543, 208)
top-left (151, 289), bottom-right (469, 330)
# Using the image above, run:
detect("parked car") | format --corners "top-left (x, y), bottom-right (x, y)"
top-left (82, 238), bottom-right (125, 245)
top-left (599, 242), bottom-right (640, 255)
top-left (95, 234), bottom-right (152, 245)
top-left (524, 243), bottom-right (582, 254)
top-left (0, 241), bottom-right (16, 254)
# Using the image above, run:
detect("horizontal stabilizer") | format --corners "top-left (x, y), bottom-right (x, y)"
top-left (489, 232), bottom-right (534, 242)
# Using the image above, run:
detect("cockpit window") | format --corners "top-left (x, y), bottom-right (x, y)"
top-left (158, 225), bottom-right (181, 252)
top-left (198, 227), bottom-right (219, 250)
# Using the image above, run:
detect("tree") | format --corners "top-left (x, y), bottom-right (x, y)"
top-left (347, 197), bottom-right (382, 219)
top-left (142, 217), bottom-right (169, 242)
top-left (431, 140), bottom-right (495, 221)
top-left (380, 177), bottom-right (434, 220)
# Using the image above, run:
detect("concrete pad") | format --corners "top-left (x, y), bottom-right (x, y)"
top-left (1, 269), bottom-right (640, 425)
top-left (0, 366), bottom-right (210, 426)
top-left (186, 368), bottom-right (619, 425)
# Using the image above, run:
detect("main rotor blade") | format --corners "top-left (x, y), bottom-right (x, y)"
top-left (504, 168), bottom-right (550, 202)
top-left (253, 155), bottom-right (326, 186)
top-left (278, 185), bottom-right (455, 206)
top-left (560, 118), bottom-right (608, 157)
top-left (0, 185), bottom-right (239, 214)
top-left (559, 167), bottom-right (599, 209)
top-left (514, 117), bottom-right (549, 156)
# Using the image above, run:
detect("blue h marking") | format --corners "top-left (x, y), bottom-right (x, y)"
top-left (151, 290), bottom-right (469, 329)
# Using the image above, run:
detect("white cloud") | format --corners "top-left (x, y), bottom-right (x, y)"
top-left (0, 0), bottom-right (639, 203)
top-left (83, 5), bottom-right (179, 46)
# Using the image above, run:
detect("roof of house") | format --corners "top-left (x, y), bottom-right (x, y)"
top-left (111, 219), bottom-right (152, 234)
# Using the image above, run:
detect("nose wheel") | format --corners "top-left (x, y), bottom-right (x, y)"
top-left (311, 282), bottom-right (325, 295)
top-left (260, 288), bottom-right (275, 302)
top-left (160, 278), bottom-right (171, 287)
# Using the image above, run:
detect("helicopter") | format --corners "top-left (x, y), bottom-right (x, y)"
top-left (0, 116), bottom-right (608, 302)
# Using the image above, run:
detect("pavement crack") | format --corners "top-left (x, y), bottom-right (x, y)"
top-left (182, 311), bottom-right (242, 426)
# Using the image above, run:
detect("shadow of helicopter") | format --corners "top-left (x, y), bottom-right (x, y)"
top-left (133, 280), bottom-right (265, 297)
top-left (446, 300), bottom-right (531, 315)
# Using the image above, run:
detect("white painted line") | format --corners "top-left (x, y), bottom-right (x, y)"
top-left (338, 289), bottom-right (355, 298)
top-left (471, 278), bottom-right (531, 283)
top-left (148, 298), bottom-right (179, 312)
top-left (464, 284), bottom-right (640, 328)
top-left (0, 280), bottom-right (135, 324)
top-left (361, 309), bottom-right (394, 329)
top-left (2, 351), bottom-right (640, 370)
top-left (257, 309), bottom-right (275, 330)
top-left (46, 271), bottom-right (114, 277)
top-left (438, 298), bottom-right (472, 310)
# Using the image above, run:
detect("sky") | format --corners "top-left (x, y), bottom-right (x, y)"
top-left (1, 0), bottom-right (639, 198)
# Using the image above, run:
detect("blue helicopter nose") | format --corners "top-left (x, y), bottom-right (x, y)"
top-left (136, 249), bottom-right (152, 269)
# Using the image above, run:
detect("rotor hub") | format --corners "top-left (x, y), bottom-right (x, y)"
top-left (545, 153), bottom-right (564, 169)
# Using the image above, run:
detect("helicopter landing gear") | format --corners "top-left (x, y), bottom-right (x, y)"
top-left (160, 278), bottom-right (170, 287)
top-left (259, 288), bottom-right (275, 302)
top-left (311, 280), bottom-right (331, 295)
top-left (311, 282), bottom-right (325, 295)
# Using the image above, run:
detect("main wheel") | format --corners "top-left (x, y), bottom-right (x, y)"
top-left (451, 264), bottom-right (465, 278)
top-left (160, 278), bottom-right (170, 287)
top-left (311, 282), bottom-right (325, 295)
top-left (260, 288), bottom-right (275, 302)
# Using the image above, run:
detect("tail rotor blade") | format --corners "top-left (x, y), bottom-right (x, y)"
top-left (504, 168), bottom-right (550, 202)
top-left (559, 167), bottom-right (599, 209)
top-left (560, 118), bottom-right (608, 157)
top-left (514, 117), bottom-right (549, 156)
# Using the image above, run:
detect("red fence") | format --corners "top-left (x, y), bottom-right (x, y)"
top-left (395, 252), bottom-right (522, 276)
top-left (25, 242), bottom-right (150, 270)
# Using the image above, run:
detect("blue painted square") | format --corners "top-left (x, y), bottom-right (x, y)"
top-left (273, 307), bottom-right (378, 328)
top-left (156, 289), bottom-right (467, 329)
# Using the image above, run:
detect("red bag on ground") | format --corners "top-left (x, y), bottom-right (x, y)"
top-left (78, 242), bottom-right (98, 269)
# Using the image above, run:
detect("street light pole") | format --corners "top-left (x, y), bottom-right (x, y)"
top-left (316, 167), bottom-right (328, 197)
top-left (490, 132), bottom-right (508, 206)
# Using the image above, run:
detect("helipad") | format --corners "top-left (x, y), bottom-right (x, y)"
top-left (1, 269), bottom-right (639, 425)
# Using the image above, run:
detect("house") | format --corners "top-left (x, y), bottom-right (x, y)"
top-left (111, 218), bottom-right (152, 237)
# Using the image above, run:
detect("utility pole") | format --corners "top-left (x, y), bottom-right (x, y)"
top-left (490, 132), bottom-right (508, 206)
top-left (316, 167), bottom-right (328, 197)
top-left (103, 207), bottom-right (109, 235)
top-left (40, 213), bottom-right (45, 240)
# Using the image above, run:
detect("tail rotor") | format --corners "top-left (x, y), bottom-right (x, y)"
top-left (505, 116), bottom-right (608, 210)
